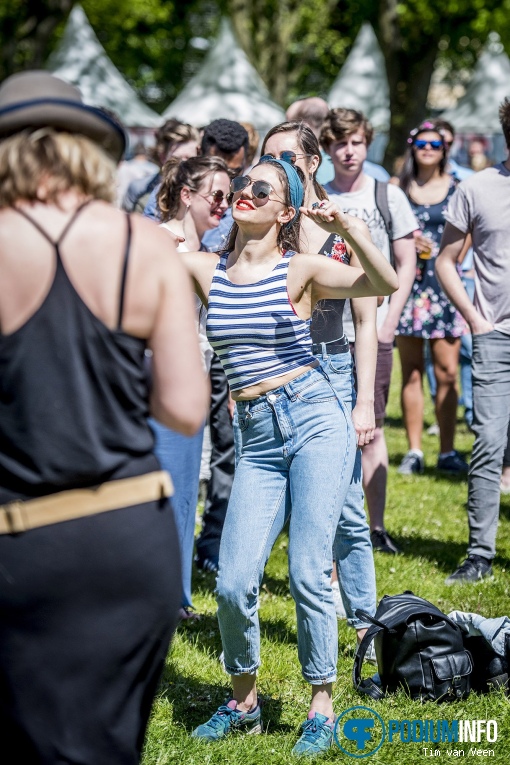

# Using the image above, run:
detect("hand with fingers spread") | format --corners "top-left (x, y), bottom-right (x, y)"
top-left (300, 200), bottom-right (358, 236)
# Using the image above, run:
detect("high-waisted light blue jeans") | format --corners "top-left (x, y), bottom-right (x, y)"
top-left (216, 366), bottom-right (355, 684)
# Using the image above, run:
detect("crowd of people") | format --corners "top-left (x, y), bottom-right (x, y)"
top-left (0, 66), bottom-right (509, 763)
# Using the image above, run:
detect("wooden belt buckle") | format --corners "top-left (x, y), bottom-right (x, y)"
top-left (4, 500), bottom-right (28, 534)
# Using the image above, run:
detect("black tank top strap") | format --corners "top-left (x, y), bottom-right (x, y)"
top-left (54, 199), bottom-right (93, 248)
top-left (12, 199), bottom-right (93, 250)
top-left (117, 213), bottom-right (132, 330)
top-left (12, 206), bottom-right (55, 245)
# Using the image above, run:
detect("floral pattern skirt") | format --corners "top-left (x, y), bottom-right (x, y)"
top-left (397, 257), bottom-right (466, 339)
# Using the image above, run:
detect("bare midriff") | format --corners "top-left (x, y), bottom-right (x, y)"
top-left (231, 361), bottom-right (319, 401)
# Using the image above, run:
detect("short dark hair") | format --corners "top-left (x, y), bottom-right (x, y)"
top-left (201, 119), bottom-right (249, 157)
top-left (499, 97), bottom-right (510, 148)
top-left (320, 108), bottom-right (374, 149)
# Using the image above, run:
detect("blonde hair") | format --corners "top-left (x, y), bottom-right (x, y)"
top-left (0, 129), bottom-right (116, 207)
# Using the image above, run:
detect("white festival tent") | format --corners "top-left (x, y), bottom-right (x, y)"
top-left (327, 23), bottom-right (390, 133)
top-left (441, 37), bottom-right (510, 134)
top-left (47, 5), bottom-right (161, 128)
top-left (162, 18), bottom-right (286, 136)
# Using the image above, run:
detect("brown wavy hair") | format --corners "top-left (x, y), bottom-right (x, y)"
top-left (320, 108), bottom-right (374, 149)
top-left (157, 155), bottom-right (230, 223)
top-left (150, 119), bottom-right (200, 166)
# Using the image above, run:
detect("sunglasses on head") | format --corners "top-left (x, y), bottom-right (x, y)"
top-left (228, 175), bottom-right (284, 203)
top-left (414, 139), bottom-right (443, 150)
top-left (260, 151), bottom-right (311, 166)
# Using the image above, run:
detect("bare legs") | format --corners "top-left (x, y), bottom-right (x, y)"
top-left (362, 421), bottom-right (388, 531)
top-left (232, 675), bottom-right (333, 718)
top-left (396, 337), bottom-right (424, 450)
top-left (396, 335), bottom-right (460, 454)
top-left (431, 337), bottom-right (460, 454)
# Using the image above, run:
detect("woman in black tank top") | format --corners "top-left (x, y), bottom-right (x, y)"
top-left (0, 72), bottom-right (207, 764)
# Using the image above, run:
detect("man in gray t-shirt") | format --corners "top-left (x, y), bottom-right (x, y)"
top-left (436, 97), bottom-right (510, 584)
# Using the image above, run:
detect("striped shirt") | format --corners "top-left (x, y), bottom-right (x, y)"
top-left (206, 250), bottom-right (316, 392)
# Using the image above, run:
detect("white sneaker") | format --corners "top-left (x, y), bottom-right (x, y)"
top-left (331, 580), bottom-right (346, 619)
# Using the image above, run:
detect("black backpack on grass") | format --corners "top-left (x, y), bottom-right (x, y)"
top-left (353, 591), bottom-right (473, 702)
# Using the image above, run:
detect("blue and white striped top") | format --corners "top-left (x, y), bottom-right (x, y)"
top-left (206, 250), bottom-right (317, 392)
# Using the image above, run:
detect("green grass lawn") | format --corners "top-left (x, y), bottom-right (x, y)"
top-left (143, 354), bottom-right (510, 764)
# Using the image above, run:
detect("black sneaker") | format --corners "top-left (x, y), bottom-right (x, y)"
top-left (398, 450), bottom-right (424, 475)
top-left (437, 451), bottom-right (469, 475)
top-left (370, 529), bottom-right (400, 554)
top-left (445, 555), bottom-right (493, 585)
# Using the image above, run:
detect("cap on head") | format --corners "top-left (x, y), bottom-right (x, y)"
top-left (0, 70), bottom-right (126, 162)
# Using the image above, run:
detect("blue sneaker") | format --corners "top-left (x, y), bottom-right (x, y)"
top-left (191, 699), bottom-right (262, 741)
top-left (292, 712), bottom-right (335, 756)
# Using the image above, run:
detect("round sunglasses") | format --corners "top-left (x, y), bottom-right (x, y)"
top-left (260, 151), bottom-right (312, 165)
top-left (228, 175), bottom-right (285, 203)
top-left (197, 189), bottom-right (227, 205)
top-left (413, 139), bottom-right (443, 151)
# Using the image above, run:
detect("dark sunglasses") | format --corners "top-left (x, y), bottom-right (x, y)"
top-left (260, 151), bottom-right (311, 165)
top-left (198, 189), bottom-right (226, 204)
top-left (228, 175), bottom-right (284, 203)
top-left (414, 139), bottom-right (443, 150)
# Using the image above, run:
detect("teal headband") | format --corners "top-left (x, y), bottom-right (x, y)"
top-left (258, 155), bottom-right (304, 223)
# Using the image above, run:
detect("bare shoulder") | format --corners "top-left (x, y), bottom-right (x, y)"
top-left (288, 251), bottom-right (323, 280)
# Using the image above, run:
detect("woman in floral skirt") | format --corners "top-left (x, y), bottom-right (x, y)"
top-left (394, 121), bottom-right (468, 476)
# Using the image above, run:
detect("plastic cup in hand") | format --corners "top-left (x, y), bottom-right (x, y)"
top-left (419, 239), bottom-right (433, 260)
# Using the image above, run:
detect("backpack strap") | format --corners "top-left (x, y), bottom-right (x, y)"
top-left (374, 180), bottom-right (395, 269)
top-left (352, 623), bottom-right (386, 700)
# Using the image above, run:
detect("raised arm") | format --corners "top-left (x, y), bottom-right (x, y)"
top-left (298, 202), bottom-right (399, 301)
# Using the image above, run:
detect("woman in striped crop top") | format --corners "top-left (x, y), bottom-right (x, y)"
top-left (262, 122), bottom-right (379, 656)
top-left (184, 156), bottom-right (397, 755)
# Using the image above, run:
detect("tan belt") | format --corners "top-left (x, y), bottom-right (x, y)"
top-left (0, 470), bottom-right (174, 535)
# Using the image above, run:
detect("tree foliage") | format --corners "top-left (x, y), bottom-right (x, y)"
top-left (0, 0), bottom-right (73, 82)
top-left (80, 0), bottom-right (219, 111)
top-left (2, 0), bottom-right (510, 167)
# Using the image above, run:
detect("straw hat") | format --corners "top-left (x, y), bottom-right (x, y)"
top-left (0, 70), bottom-right (126, 161)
